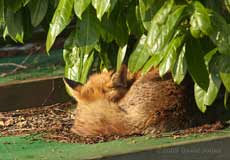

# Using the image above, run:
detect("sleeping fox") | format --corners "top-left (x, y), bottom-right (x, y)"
top-left (64, 65), bottom-right (201, 137)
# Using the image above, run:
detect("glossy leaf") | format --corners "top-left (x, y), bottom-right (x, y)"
top-left (64, 8), bottom-right (100, 83)
top-left (142, 5), bottom-right (187, 73)
top-left (75, 8), bottom-right (101, 53)
top-left (6, 0), bottom-right (23, 13)
top-left (22, 0), bottom-right (30, 6)
top-left (172, 44), bottom-right (187, 84)
top-left (141, 54), bottom-right (161, 74)
top-left (194, 83), bottom-right (207, 112)
top-left (159, 29), bottom-right (186, 76)
top-left (4, 9), bottom-right (24, 43)
top-left (74, 0), bottom-right (91, 19)
top-left (46, 0), bottom-right (74, 52)
top-left (92, 0), bottom-right (110, 21)
top-left (136, 0), bottom-right (176, 74)
top-left (194, 73), bottom-right (221, 113)
top-left (147, 4), bottom-right (187, 59)
top-left (220, 73), bottom-right (230, 92)
top-left (0, 0), bottom-right (4, 24)
top-left (106, 0), bottom-right (117, 16)
top-left (99, 42), bottom-right (118, 70)
top-left (146, 0), bottom-right (174, 53)
top-left (80, 52), bottom-right (95, 83)
top-left (126, 2), bottom-right (145, 36)
top-left (214, 55), bottom-right (230, 92)
top-left (204, 49), bottom-right (221, 106)
top-left (64, 31), bottom-right (83, 82)
top-left (28, 0), bottom-right (48, 27)
top-left (128, 35), bottom-right (151, 72)
top-left (139, 0), bottom-right (164, 30)
top-left (185, 38), bottom-right (209, 90)
top-left (194, 48), bottom-right (221, 112)
top-left (190, 1), bottom-right (213, 36)
top-left (117, 45), bottom-right (127, 71)
top-left (209, 11), bottom-right (230, 55)
top-left (224, 0), bottom-right (230, 13)
top-left (101, 5), bottom-right (129, 46)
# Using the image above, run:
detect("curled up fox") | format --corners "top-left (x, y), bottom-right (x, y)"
top-left (63, 65), bottom-right (214, 137)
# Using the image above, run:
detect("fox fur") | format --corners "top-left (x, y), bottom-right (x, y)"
top-left (64, 65), bottom-right (199, 137)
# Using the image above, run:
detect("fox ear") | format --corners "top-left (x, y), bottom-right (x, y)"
top-left (63, 78), bottom-right (83, 101)
top-left (111, 65), bottom-right (127, 87)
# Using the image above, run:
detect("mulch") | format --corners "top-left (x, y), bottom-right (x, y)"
top-left (0, 102), bottom-right (226, 144)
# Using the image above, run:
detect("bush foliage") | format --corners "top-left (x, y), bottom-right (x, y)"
top-left (0, 0), bottom-right (230, 112)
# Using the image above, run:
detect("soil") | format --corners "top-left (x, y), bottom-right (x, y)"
top-left (0, 102), bottom-right (225, 144)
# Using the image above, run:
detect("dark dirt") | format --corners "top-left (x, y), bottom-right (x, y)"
top-left (0, 102), bottom-right (225, 144)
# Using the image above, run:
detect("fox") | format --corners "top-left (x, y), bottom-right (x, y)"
top-left (63, 65), bottom-right (205, 137)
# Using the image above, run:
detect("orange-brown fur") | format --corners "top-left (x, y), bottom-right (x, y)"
top-left (65, 66), bottom-right (197, 137)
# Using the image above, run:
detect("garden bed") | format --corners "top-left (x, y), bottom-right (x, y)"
top-left (1, 49), bottom-right (230, 160)
top-left (0, 101), bottom-right (227, 144)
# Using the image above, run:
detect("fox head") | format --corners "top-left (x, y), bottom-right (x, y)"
top-left (63, 65), bottom-right (129, 104)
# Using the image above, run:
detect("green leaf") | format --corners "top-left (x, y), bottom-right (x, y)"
top-left (224, 90), bottom-right (230, 109)
top-left (64, 8), bottom-right (100, 83)
top-left (141, 54), bottom-right (161, 74)
top-left (142, 5), bottom-right (187, 73)
top-left (117, 45), bottom-right (127, 71)
top-left (0, 0), bottom-right (4, 24)
top-left (185, 38), bottom-right (209, 90)
top-left (28, 0), bottom-right (48, 27)
top-left (22, 0), bottom-right (30, 6)
top-left (128, 35), bottom-right (151, 73)
top-left (146, 0), bottom-right (174, 53)
top-left (224, 0), bottom-right (230, 13)
top-left (194, 73), bottom-right (221, 113)
top-left (172, 44), bottom-right (187, 84)
top-left (220, 73), bottom-right (230, 92)
top-left (194, 83), bottom-right (207, 112)
top-left (4, 9), bottom-right (24, 43)
top-left (204, 74), bottom-right (221, 105)
top-left (106, 0), bottom-right (117, 16)
top-left (75, 7), bottom-right (101, 53)
top-left (190, 1), bottom-right (213, 36)
top-left (147, 4), bottom-right (187, 57)
top-left (3, 27), bottom-right (7, 40)
top-left (80, 51), bottom-right (95, 83)
top-left (214, 55), bottom-right (230, 92)
top-left (139, 0), bottom-right (164, 30)
top-left (64, 47), bottom-right (82, 82)
top-left (23, 7), bottom-right (33, 40)
top-left (99, 42), bottom-right (118, 69)
top-left (194, 48), bottom-right (221, 112)
top-left (92, 0), bottom-right (111, 21)
top-left (101, 5), bottom-right (129, 46)
top-left (74, 0), bottom-right (91, 19)
top-left (159, 29), bottom-right (186, 76)
top-left (209, 11), bottom-right (230, 55)
top-left (126, 2), bottom-right (145, 36)
top-left (6, 0), bottom-right (23, 13)
top-left (46, 0), bottom-right (74, 52)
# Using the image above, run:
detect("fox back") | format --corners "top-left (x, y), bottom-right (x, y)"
top-left (64, 66), bottom-right (197, 137)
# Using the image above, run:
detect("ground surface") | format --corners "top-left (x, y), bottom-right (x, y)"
top-left (0, 102), bottom-right (226, 144)
top-left (0, 102), bottom-right (134, 144)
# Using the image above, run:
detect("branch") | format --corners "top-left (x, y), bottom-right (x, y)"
top-left (0, 63), bottom-right (27, 69)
